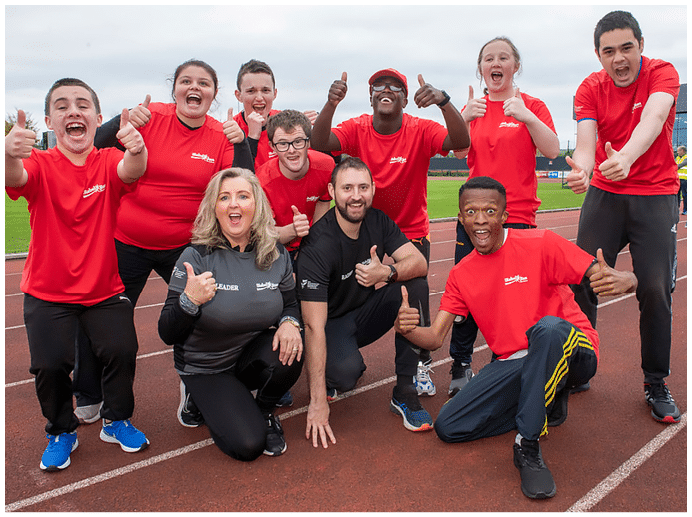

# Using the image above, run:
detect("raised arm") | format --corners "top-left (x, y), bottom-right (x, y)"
top-left (116, 109), bottom-right (148, 183)
top-left (354, 242), bottom-right (427, 288)
top-left (311, 72), bottom-right (347, 152)
top-left (5, 110), bottom-right (33, 188)
top-left (503, 88), bottom-right (559, 159)
top-left (565, 119), bottom-right (598, 194)
top-left (395, 286), bottom-right (456, 351)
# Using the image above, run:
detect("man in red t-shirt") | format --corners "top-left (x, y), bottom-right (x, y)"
top-left (5, 78), bottom-right (150, 472)
top-left (566, 11), bottom-right (681, 424)
top-left (311, 67), bottom-right (470, 398)
top-left (234, 59), bottom-right (318, 169)
top-left (395, 176), bottom-right (636, 499)
top-left (258, 110), bottom-right (335, 260)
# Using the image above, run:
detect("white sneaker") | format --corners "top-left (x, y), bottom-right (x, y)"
top-left (74, 401), bottom-right (103, 424)
top-left (414, 360), bottom-right (436, 396)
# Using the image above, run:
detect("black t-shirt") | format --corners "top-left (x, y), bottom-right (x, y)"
top-left (296, 208), bottom-right (409, 319)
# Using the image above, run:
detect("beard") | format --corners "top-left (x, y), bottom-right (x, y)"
top-left (335, 199), bottom-right (371, 224)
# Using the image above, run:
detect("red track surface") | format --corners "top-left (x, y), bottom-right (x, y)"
top-left (5, 209), bottom-right (687, 512)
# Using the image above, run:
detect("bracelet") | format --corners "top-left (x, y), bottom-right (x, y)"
top-left (279, 315), bottom-right (302, 330)
top-left (437, 90), bottom-right (451, 107)
top-left (179, 292), bottom-right (201, 315)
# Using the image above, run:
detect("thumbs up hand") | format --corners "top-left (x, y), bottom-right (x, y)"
top-left (565, 155), bottom-right (590, 194)
top-left (462, 85), bottom-right (487, 122)
top-left (5, 110), bottom-right (36, 159)
top-left (588, 248), bottom-right (638, 296)
top-left (355, 245), bottom-right (388, 287)
top-left (327, 71), bottom-right (348, 107)
top-left (116, 108), bottom-right (145, 155)
top-left (395, 285), bottom-right (421, 334)
top-left (599, 141), bottom-right (631, 182)
top-left (414, 74), bottom-right (445, 108)
top-left (223, 108), bottom-right (245, 144)
top-left (291, 205), bottom-right (310, 238)
top-left (502, 87), bottom-right (531, 123)
top-left (128, 94), bottom-right (151, 128)
top-left (182, 262), bottom-right (217, 306)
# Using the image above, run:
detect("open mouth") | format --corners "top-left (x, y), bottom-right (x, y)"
top-left (490, 72), bottom-right (503, 82)
top-left (186, 93), bottom-right (202, 106)
top-left (473, 229), bottom-right (492, 247)
top-left (65, 122), bottom-right (87, 137)
top-left (252, 104), bottom-right (266, 113)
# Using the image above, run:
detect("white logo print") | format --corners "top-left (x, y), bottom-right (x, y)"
top-left (499, 122), bottom-right (520, 128)
top-left (191, 153), bottom-right (215, 164)
top-left (341, 270), bottom-right (353, 281)
top-left (390, 157), bottom-right (407, 165)
top-left (306, 196), bottom-right (320, 203)
top-left (504, 275), bottom-right (528, 286)
top-left (301, 279), bottom-right (320, 290)
top-left (671, 224), bottom-right (677, 234)
top-left (632, 102), bottom-right (642, 112)
top-left (256, 281), bottom-right (279, 291)
top-left (83, 184), bottom-right (106, 198)
top-left (217, 283), bottom-right (239, 291)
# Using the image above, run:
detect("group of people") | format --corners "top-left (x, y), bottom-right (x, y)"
top-left (5, 10), bottom-right (682, 501)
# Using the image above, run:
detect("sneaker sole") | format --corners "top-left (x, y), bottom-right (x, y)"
top-left (100, 429), bottom-right (150, 453)
top-left (40, 438), bottom-right (79, 471)
top-left (389, 402), bottom-right (433, 432)
top-left (262, 443), bottom-right (287, 457)
top-left (417, 386), bottom-right (436, 397)
top-left (650, 410), bottom-right (681, 424)
top-left (178, 381), bottom-right (202, 428)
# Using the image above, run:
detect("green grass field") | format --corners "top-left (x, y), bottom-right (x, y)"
top-left (5, 179), bottom-right (585, 255)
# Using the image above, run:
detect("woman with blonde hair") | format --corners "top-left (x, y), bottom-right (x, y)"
top-left (158, 168), bottom-right (303, 460)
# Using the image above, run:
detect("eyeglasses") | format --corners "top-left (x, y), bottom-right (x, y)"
top-left (372, 83), bottom-right (404, 93)
top-left (272, 138), bottom-right (309, 152)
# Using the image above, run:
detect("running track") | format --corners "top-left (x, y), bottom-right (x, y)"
top-left (4, 209), bottom-right (687, 511)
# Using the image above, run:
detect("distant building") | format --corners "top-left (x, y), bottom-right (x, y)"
top-left (41, 130), bottom-right (57, 150)
top-left (672, 83), bottom-right (687, 149)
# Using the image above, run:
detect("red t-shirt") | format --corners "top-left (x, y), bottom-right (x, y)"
top-left (440, 229), bottom-right (599, 360)
top-left (234, 109), bottom-right (281, 170)
top-left (332, 113), bottom-right (448, 239)
top-left (464, 93), bottom-right (556, 226)
top-left (115, 103), bottom-right (235, 250)
top-left (6, 147), bottom-right (134, 305)
top-left (256, 149), bottom-right (334, 252)
top-left (574, 56), bottom-right (680, 195)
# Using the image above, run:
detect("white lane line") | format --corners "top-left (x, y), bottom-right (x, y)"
top-left (566, 413), bottom-right (687, 512)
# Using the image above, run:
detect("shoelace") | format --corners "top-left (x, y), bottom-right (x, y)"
top-left (417, 363), bottom-right (433, 382)
top-left (518, 442), bottom-right (545, 469)
top-left (648, 383), bottom-right (674, 402)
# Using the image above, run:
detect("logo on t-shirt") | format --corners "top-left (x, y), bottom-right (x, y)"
top-left (341, 270), bottom-right (353, 281)
top-left (504, 275), bottom-right (528, 286)
top-left (390, 156), bottom-right (407, 165)
top-left (301, 279), bottom-right (320, 290)
top-left (191, 153), bottom-right (215, 164)
top-left (499, 122), bottom-right (520, 129)
top-left (632, 102), bottom-right (643, 112)
top-left (83, 184), bottom-right (106, 198)
top-left (217, 283), bottom-right (239, 291)
top-left (306, 196), bottom-right (320, 203)
top-left (256, 281), bottom-right (278, 291)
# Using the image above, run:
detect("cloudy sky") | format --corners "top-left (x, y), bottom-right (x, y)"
top-left (5, 4), bottom-right (687, 149)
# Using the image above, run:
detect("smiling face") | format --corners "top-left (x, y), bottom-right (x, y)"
top-left (45, 85), bottom-right (102, 157)
top-left (173, 65), bottom-right (217, 127)
top-left (479, 40), bottom-right (520, 96)
top-left (271, 126), bottom-right (310, 179)
top-left (235, 72), bottom-right (277, 120)
top-left (370, 77), bottom-right (407, 116)
top-left (215, 176), bottom-right (256, 249)
top-left (459, 188), bottom-right (508, 255)
top-left (596, 28), bottom-right (643, 88)
top-left (328, 166), bottom-right (375, 225)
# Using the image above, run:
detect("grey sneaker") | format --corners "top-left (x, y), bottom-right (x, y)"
top-left (415, 360), bottom-right (436, 396)
top-left (74, 402), bottom-right (103, 424)
top-left (448, 362), bottom-right (473, 397)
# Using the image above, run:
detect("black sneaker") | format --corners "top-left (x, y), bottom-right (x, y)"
top-left (644, 383), bottom-right (681, 424)
top-left (569, 382), bottom-right (590, 394)
top-left (263, 413), bottom-right (287, 456)
top-left (513, 438), bottom-right (556, 499)
top-left (448, 361), bottom-right (473, 397)
top-left (547, 388), bottom-right (569, 427)
top-left (178, 380), bottom-right (204, 428)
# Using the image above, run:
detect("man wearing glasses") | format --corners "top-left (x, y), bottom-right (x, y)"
top-left (258, 109), bottom-right (336, 263)
top-left (311, 68), bottom-right (470, 403)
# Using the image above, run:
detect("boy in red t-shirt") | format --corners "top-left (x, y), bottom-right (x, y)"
top-left (311, 67), bottom-right (471, 398)
top-left (395, 176), bottom-right (636, 499)
top-left (5, 78), bottom-right (150, 472)
top-left (566, 11), bottom-right (681, 424)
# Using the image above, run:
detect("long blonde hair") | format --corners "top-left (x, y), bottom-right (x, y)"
top-left (191, 168), bottom-right (279, 270)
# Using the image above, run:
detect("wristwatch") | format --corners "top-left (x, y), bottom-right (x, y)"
top-left (386, 264), bottom-right (398, 283)
top-left (437, 90), bottom-right (451, 107)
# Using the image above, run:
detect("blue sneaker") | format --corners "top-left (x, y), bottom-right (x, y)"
top-left (390, 390), bottom-right (433, 432)
top-left (100, 420), bottom-right (150, 452)
top-left (40, 432), bottom-right (78, 471)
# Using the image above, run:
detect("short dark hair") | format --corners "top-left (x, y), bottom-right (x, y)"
top-left (331, 157), bottom-right (373, 187)
top-left (266, 110), bottom-right (311, 142)
top-left (458, 176), bottom-right (507, 202)
top-left (236, 59), bottom-right (275, 90)
top-left (594, 11), bottom-right (642, 51)
top-left (171, 59), bottom-right (219, 100)
top-left (44, 78), bottom-right (101, 116)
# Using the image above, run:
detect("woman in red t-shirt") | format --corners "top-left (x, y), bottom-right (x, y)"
top-left (74, 60), bottom-right (253, 423)
top-left (447, 37), bottom-right (561, 395)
